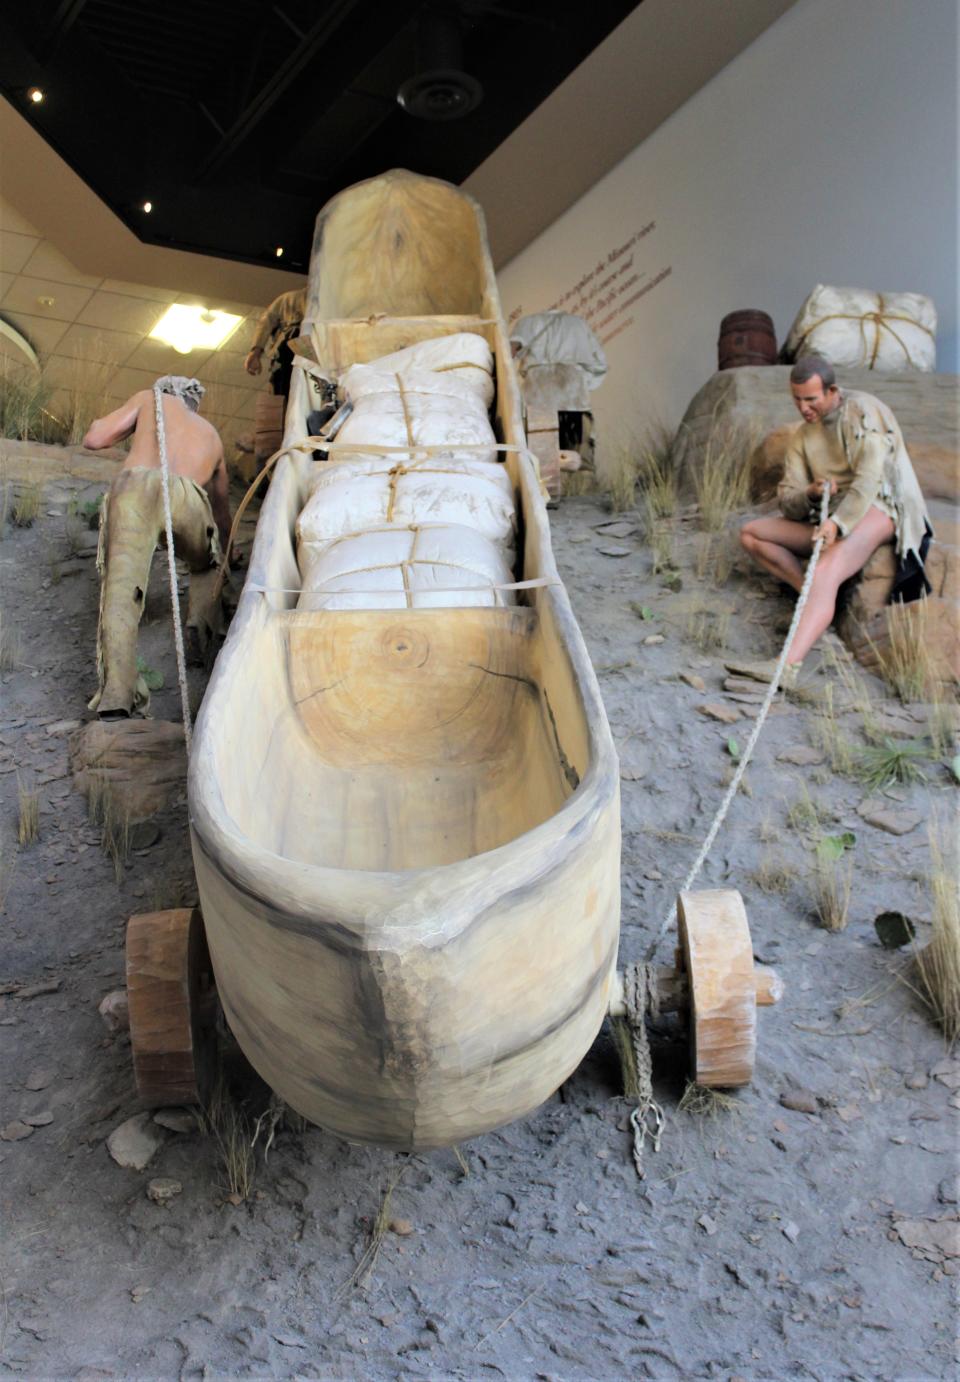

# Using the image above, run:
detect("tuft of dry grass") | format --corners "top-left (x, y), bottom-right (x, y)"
top-left (58, 352), bottom-right (119, 447)
top-left (811, 848), bottom-right (853, 932)
top-left (604, 441), bottom-right (641, 513)
top-left (86, 774), bottom-right (132, 881)
top-left (684, 605), bottom-right (731, 653)
top-left (912, 826), bottom-right (960, 1046)
top-left (694, 532), bottom-right (735, 587)
top-left (0, 613), bottom-right (20, 672)
top-left (208, 1084), bottom-right (254, 1203)
top-left (871, 597), bottom-right (945, 704)
top-left (678, 1082), bottom-right (741, 1116)
top-left (17, 774), bottom-right (39, 846)
top-left (692, 415), bottom-right (757, 533)
top-left (0, 362), bottom-right (57, 441)
top-left (338, 1161), bottom-right (411, 1296)
top-left (12, 483), bottom-right (42, 528)
top-left (786, 782), bottom-right (824, 835)
top-left (757, 810), bottom-right (778, 844)
top-left (749, 852), bottom-right (797, 894)
top-left (809, 681), bottom-right (857, 775)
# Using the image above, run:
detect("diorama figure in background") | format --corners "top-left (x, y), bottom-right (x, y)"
top-left (243, 287), bottom-right (307, 397)
top-left (734, 354), bottom-right (932, 687)
top-left (83, 377), bottom-right (231, 718)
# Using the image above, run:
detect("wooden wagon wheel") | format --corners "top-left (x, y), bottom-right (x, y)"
top-left (676, 889), bottom-right (757, 1088)
top-left (126, 907), bottom-right (218, 1107)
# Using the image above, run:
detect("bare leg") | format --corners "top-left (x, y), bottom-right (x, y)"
top-left (786, 507), bottom-right (896, 663)
top-left (740, 516), bottom-right (815, 593)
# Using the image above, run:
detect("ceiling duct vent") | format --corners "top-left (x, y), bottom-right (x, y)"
top-left (397, 7), bottom-right (483, 121)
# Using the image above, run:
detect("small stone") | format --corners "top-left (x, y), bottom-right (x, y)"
top-left (932, 1058), bottom-right (960, 1090)
top-left (836, 1104), bottom-right (863, 1123)
top-left (129, 1285), bottom-right (151, 1304)
top-left (905, 1070), bottom-right (929, 1090)
top-left (697, 1213), bottom-right (718, 1236)
top-left (224, 1192), bottom-right (244, 1206)
top-left (593, 521), bottom-right (636, 539)
top-left (697, 702), bottom-right (741, 725)
top-left (644, 869), bottom-right (663, 881)
top-left (129, 822), bottom-right (161, 852)
top-left (643, 634), bottom-right (665, 646)
top-left (22, 1111), bottom-right (53, 1127)
top-left (938, 1177), bottom-right (959, 1205)
top-left (617, 739), bottom-right (648, 782)
top-left (98, 990), bottom-right (129, 1034)
top-left (777, 746), bottom-right (824, 766)
top-left (106, 1113), bottom-right (165, 1171)
top-left (597, 544), bottom-right (631, 558)
top-left (1, 1120), bottom-right (34, 1141)
top-left (389, 1218), bottom-right (414, 1236)
top-left (680, 673), bottom-right (706, 692)
top-left (856, 802), bottom-right (922, 836)
top-left (45, 719), bottom-right (82, 737)
top-left (152, 1108), bottom-right (197, 1134)
top-left (146, 1178), bottom-right (183, 1205)
top-left (574, 1201), bottom-right (590, 1215)
top-left (25, 1068), bottom-right (54, 1091)
top-left (782, 1220), bottom-right (800, 1243)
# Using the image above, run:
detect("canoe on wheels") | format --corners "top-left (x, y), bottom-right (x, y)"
top-left (124, 170), bottom-right (779, 1149)
top-left (186, 170), bottom-right (622, 1150)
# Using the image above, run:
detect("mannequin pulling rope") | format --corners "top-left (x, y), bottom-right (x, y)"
top-left (154, 384), bottom-right (194, 756)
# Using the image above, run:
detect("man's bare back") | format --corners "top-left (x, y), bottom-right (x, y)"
top-left (84, 386), bottom-right (231, 549)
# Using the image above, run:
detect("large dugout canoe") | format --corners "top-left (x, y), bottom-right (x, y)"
top-left (188, 170), bottom-right (620, 1150)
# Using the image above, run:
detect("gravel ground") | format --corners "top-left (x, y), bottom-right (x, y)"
top-left (1, 472), bottom-right (957, 1381)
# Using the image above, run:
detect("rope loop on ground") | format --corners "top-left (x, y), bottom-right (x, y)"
top-left (620, 961), bottom-right (665, 1179)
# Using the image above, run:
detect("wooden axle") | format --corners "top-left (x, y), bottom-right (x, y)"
top-left (608, 959), bottom-right (782, 1018)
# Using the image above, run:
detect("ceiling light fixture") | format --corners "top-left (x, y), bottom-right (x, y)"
top-left (142, 200), bottom-right (153, 213)
top-left (149, 304), bottom-right (243, 356)
top-left (275, 246), bottom-right (284, 258)
top-left (397, 7), bottom-right (482, 121)
top-left (28, 87), bottom-right (44, 104)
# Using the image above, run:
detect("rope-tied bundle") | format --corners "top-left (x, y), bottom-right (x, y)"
top-left (616, 962), bottom-right (664, 1179)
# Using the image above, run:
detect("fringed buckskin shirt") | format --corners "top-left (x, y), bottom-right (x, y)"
top-left (777, 390), bottom-right (932, 569)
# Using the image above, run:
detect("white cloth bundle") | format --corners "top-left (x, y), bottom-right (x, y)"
top-left (297, 453), bottom-right (516, 557)
top-left (336, 366), bottom-right (497, 463)
top-left (349, 331), bottom-right (495, 406)
top-left (297, 523), bottom-right (515, 612)
top-left (783, 284), bottom-right (937, 373)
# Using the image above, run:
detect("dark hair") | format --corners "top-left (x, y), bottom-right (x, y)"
top-left (790, 354), bottom-right (836, 389)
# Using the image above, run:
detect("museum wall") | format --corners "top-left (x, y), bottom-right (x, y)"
top-left (495, 0), bottom-right (959, 454)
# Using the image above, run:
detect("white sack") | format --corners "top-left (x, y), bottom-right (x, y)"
top-left (783, 284), bottom-right (937, 373)
top-left (335, 367), bottom-right (497, 464)
top-left (298, 523), bottom-right (515, 612)
top-left (297, 455), bottom-right (516, 556)
top-left (351, 331), bottom-right (494, 406)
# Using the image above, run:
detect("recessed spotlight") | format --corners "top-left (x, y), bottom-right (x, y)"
top-left (142, 200), bottom-right (153, 213)
top-left (28, 87), bottom-right (44, 104)
top-left (275, 246), bottom-right (284, 258)
top-left (37, 296), bottom-right (55, 308)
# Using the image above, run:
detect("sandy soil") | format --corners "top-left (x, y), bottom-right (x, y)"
top-left (1, 473), bottom-right (957, 1381)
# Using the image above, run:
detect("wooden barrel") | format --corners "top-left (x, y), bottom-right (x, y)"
top-left (254, 392), bottom-right (286, 462)
top-left (718, 310), bottom-right (777, 370)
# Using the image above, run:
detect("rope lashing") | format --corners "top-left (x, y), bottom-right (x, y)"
top-left (642, 485), bottom-right (832, 964)
top-left (154, 384), bottom-right (194, 756)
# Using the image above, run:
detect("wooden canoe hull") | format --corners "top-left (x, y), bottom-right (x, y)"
top-left (189, 171), bottom-right (621, 1148)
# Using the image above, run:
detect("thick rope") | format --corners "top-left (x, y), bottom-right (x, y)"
top-left (643, 486), bottom-right (831, 964)
top-left (620, 963), bottom-right (664, 1178)
top-left (153, 384), bottom-right (193, 756)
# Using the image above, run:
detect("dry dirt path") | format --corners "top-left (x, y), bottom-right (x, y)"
top-left (0, 482), bottom-right (956, 1380)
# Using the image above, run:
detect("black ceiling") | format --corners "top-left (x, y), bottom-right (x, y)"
top-left (1, 1), bottom-right (640, 273)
